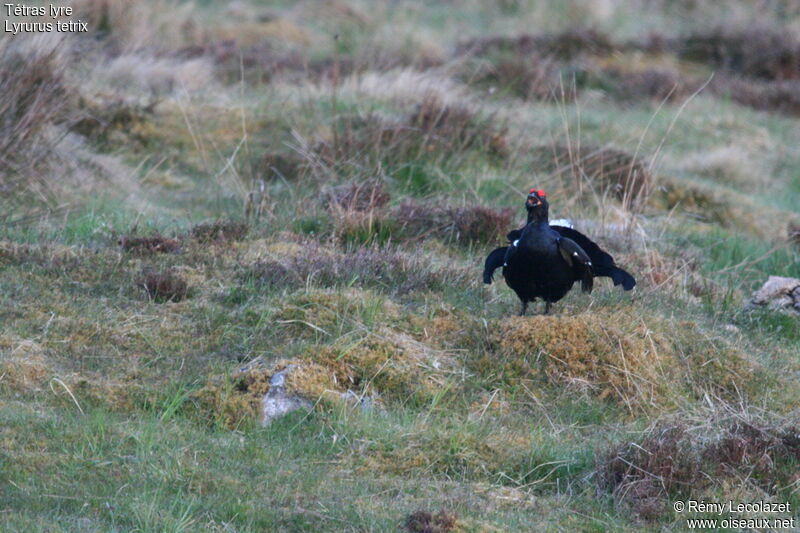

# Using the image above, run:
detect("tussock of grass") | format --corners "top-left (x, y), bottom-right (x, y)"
top-left (0, 335), bottom-right (51, 394)
top-left (477, 308), bottom-right (761, 411)
top-left (404, 509), bottom-right (459, 533)
top-left (3, 1), bottom-right (800, 530)
top-left (190, 219), bottom-right (249, 244)
top-left (679, 26), bottom-right (800, 81)
top-left (274, 288), bottom-right (401, 338)
top-left (196, 326), bottom-right (457, 427)
top-left (535, 144), bottom-right (652, 203)
top-left (0, 35), bottom-right (69, 176)
top-left (602, 412), bottom-right (800, 520)
top-left (245, 241), bottom-right (473, 295)
top-left (140, 268), bottom-right (189, 303)
top-left (394, 202), bottom-right (513, 245)
top-left (119, 234), bottom-right (181, 255)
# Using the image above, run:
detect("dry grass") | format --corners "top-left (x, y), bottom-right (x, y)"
top-left (0, 34), bottom-right (70, 208)
top-left (119, 234), bottom-right (181, 255)
top-left (679, 26), bottom-right (800, 80)
top-left (140, 268), bottom-right (189, 303)
top-left (190, 220), bottom-right (249, 244)
top-left (535, 144), bottom-right (653, 205)
top-left (404, 509), bottom-right (459, 533)
top-left (324, 179), bottom-right (390, 213)
top-left (394, 202), bottom-right (513, 244)
top-left (603, 413), bottom-right (800, 520)
top-left (478, 308), bottom-right (761, 411)
top-left (246, 241), bottom-right (472, 294)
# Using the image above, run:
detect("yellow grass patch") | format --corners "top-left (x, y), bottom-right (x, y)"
top-left (481, 307), bottom-right (760, 411)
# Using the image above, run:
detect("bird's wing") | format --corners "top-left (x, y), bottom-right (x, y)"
top-left (551, 225), bottom-right (636, 290)
top-left (551, 226), bottom-right (614, 270)
top-left (506, 229), bottom-right (522, 242)
top-left (483, 246), bottom-right (508, 284)
top-left (557, 237), bottom-right (594, 293)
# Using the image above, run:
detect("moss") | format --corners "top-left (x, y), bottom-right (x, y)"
top-left (191, 369), bottom-right (271, 429)
top-left (0, 335), bottom-right (51, 393)
top-left (306, 331), bottom-right (452, 405)
top-left (479, 308), bottom-right (761, 410)
top-left (275, 288), bottom-right (401, 337)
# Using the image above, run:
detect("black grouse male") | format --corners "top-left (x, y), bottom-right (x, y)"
top-left (483, 189), bottom-right (636, 315)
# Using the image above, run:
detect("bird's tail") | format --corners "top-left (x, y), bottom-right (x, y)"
top-left (580, 269), bottom-right (593, 293)
top-left (610, 267), bottom-right (636, 290)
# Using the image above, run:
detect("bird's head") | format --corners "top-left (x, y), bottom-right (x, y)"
top-left (526, 188), bottom-right (549, 222)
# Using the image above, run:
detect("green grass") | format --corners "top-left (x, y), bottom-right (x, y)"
top-left (2, 0), bottom-right (800, 530)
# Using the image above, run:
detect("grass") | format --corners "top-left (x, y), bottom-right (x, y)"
top-left (1, 0), bottom-right (800, 530)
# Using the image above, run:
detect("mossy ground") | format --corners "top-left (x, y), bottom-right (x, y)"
top-left (2, 1), bottom-right (800, 531)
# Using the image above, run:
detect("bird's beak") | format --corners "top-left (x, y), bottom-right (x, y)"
top-left (527, 196), bottom-right (541, 207)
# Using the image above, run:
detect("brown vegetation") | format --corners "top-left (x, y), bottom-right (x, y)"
top-left (404, 509), bottom-right (459, 533)
top-left (536, 144), bottom-right (652, 203)
top-left (679, 26), bottom-right (800, 80)
top-left (246, 242), bottom-right (472, 294)
top-left (140, 268), bottom-right (188, 302)
top-left (394, 202), bottom-right (513, 244)
top-left (603, 417), bottom-right (800, 520)
top-left (190, 220), bottom-right (249, 243)
top-left (120, 234), bottom-right (182, 255)
top-left (477, 309), bottom-right (760, 410)
top-left (0, 36), bottom-right (70, 212)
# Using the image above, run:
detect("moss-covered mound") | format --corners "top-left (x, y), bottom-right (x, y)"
top-left (474, 308), bottom-right (761, 411)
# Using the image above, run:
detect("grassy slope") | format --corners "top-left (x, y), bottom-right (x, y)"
top-left (2, 1), bottom-right (800, 531)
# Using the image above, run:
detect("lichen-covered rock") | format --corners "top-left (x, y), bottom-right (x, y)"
top-left (262, 365), bottom-right (313, 426)
top-left (748, 276), bottom-right (800, 313)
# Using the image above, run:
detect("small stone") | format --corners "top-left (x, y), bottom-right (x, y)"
top-left (261, 365), bottom-right (313, 426)
top-left (748, 276), bottom-right (800, 313)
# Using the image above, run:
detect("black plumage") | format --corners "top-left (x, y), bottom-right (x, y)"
top-left (483, 189), bottom-right (635, 315)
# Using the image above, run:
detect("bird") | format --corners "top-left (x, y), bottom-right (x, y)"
top-left (483, 188), bottom-right (636, 315)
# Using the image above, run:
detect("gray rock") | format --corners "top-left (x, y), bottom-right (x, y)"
top-left (261, 365), bottom-right (312, 426)
top-left (747, 276), bottom-right (800, 313)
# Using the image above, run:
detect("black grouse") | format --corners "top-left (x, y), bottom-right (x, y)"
top-left (483, 188), bottom-right (636, 315)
